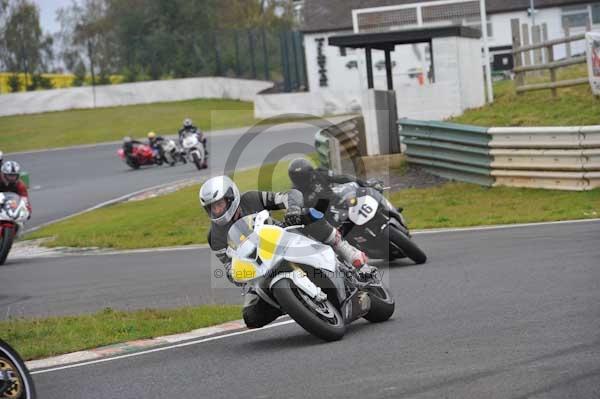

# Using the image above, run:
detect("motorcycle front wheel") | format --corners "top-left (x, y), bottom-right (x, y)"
top-left (0, 339), bottom-right (36, 399)
top-left (389, 225), bottom-right (427, 264)
top-left (272, 278), bottom-right (345, 342)
top-left (0, 226), bottom-right (15, 266)
top-left (363, 285), bottom-right (395, 323)
top-left (191, 152), bottom-right (204, 170)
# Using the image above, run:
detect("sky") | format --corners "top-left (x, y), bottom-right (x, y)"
top-left (35, 0), bottom-right (73, 34)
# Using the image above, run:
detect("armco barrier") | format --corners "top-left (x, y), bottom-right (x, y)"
top-left (399, 119), bottom-right (494, 186)
top-left (314, 116), bottom-right (364, 175)
top-left (399, 119), bottom-right (600, 191)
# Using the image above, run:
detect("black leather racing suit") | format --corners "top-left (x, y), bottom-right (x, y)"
top-left (293, 167), bottom-right (369, 209)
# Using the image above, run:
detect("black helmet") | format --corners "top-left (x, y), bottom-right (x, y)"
top-left (288, 158), bottom-right (314, 189)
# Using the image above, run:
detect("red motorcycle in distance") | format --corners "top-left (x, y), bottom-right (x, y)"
top-left (117, 142), bottom-right (157, 170)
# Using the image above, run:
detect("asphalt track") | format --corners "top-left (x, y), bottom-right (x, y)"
top-left (16, 220), bottom-right (600, 398)
top-left (9, 120), bottom-right (328, 229)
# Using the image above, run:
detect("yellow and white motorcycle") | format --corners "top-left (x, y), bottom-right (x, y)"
top-left (227, 210), bottom-right (395, 341)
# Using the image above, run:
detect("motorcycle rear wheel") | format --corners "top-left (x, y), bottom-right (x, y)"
top-left (0, 339), bottom-right (36, 399)
top-left (0, 226), bottom-right (15, 266)
top-left (272, 278), bottom-right (345, 342)
top-left (125, 159), bottom-right (140, 170)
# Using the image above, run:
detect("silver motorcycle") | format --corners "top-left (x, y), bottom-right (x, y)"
top-left (180, 132), bottom-right (206, 170)
top-left (227, 210), bottom-right (395, 341)
top-left (0, 193), bottom-right (30, 265)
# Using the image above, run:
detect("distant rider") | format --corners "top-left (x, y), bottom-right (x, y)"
top-left (200, 176), bottom-right (369, 329)
top-left (147, 132), bottom-right (166, 161)
top-left (0, 161), bottom-right (31, 214)
top-left (178, 118), bottom-right (207, 152)
top-left (122, 136), bottom-right (144, 156)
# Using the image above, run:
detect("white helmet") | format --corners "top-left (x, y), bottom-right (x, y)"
top-left (199, 176), bottom-right (240, 226)
top-left (183, 118), bottom-right (193, 128)
top-left (1, 160), bottom-right (21, 184)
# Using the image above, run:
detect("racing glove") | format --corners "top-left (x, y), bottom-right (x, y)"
top-left (365, 178), bottom-right (385, 192)
top-left (284, 205), bottom-right (304, 226)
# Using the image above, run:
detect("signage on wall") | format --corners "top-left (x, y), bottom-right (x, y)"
top-left (587, 31), bottom-right (600, 96)
top-left (315, 38), bottom-right (328, 87)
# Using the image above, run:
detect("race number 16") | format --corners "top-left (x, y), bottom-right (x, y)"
top-left (358, 204), bottom-right (373, 218)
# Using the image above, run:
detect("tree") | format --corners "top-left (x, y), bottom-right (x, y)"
top-left (57, 0), bottom-right (116, 87)
top-left (72, 59), bottom-right (86, 86)
top-left (1, 0), bottom-right (53, 89)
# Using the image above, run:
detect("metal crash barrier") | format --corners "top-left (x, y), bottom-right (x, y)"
top-left (399, 119), bottom-right (600, 191)
top-left (314, 117), bottom-right (365, 175)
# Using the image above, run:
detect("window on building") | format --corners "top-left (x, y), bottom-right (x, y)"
top-left (562, 5), bottom-right (590, 28)
top-left (592, 3), bottom-right (600, 24)
top-left (339, 47), bottom-right (347, 57)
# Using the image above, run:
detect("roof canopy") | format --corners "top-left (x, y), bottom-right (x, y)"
top-left (328, 26), bottom-right (481, 51)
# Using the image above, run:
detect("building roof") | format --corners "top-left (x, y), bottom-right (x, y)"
top-left (302, 0), bottom-right (591, 33)
top-left (328, 25), bottom-right (481, 50)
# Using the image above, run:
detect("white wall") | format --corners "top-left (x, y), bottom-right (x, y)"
top-left (304, 31), bottom-right (432, 95)
top-left (394, 36), bottom-right (484, 121)
top-left (254, 89), bottom-right (362, 119)
top-left (0, 77), bottom-right (273, 117)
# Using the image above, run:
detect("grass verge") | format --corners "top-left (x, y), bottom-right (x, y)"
top-left (451, 65), bottom-right (599, 127)
top-left (392, 183), bottom-right (599, 228)
top-left (0, 98), bottom-right (309, 153)
top-left (26, 158), bottom-right (600, 249)
top-left (1, 305), bottom-right (242, 361)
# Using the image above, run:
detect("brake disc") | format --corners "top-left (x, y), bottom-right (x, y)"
top-left (0, 356), bottom-right (22, 399)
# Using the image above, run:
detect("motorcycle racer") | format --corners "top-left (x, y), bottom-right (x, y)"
top-left (288, 158), bottom-right (384, 209)
top-left (199, 175), bottom-right (369, 328)
top-left (0, 161), bottom-right (31, 214)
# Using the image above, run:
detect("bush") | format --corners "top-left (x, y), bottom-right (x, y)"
top-left (72, 61), bottom-right (86, 87)
top-left (122, 66), bottom-right (137, 83)
top-left (27, 74), bottom-right (54, 91)
top-left (98, 70), bottom-right (111, 85)
top-left (7, 74), bottom-right (21, 92)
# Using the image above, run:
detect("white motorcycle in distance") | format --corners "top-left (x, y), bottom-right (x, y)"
top-left (180, 132), bottom-right (206, 170)
top-left (158, 138), bottom-right (179, 167)
top-left (227, 210), bottom-right (395, 342)
top-left (0, 193), bottom-right (30, 265)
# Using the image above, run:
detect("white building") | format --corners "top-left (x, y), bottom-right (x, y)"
top-left (300, 0), bottom-right (600, 106)
top-left (255, 0), bottom-right (599, 120)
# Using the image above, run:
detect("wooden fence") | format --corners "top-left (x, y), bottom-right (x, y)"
top-left (511, 19), bottom-right (589, 97)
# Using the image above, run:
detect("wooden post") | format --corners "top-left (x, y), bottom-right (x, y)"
top-left (522, 23), bottom-right (531, 66)
top-left (565, 26), bottom-right (571, 59)
top-left (547, 45), bottom-right (557, 98)
top-left (542, 23), bottom-right (549, 63)
top-left (511, 19), bottom-right (524, 92)
top-left (532, 25), bottom-right (543, 68)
